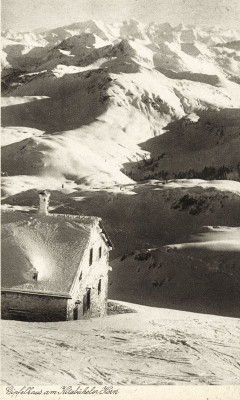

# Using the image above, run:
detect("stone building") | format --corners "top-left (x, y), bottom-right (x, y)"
top-left (1, 191), bottom-right (112, 322)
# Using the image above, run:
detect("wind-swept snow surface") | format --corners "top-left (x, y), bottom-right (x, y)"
top-left (2, 301), bottom-right (240, 385)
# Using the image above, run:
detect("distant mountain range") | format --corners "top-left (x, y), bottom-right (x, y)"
top-left (1, 19), bottom-right (240, 192)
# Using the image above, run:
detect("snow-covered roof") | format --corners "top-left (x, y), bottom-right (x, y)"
top-left (1, 211), bottom-right (106, 297)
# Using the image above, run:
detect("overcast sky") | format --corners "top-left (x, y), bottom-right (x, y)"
top-left (2, 0), bottom-right (240, 31)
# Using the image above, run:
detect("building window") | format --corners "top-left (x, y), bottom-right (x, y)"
top-left (83, 289), bottom-right (91, 315)
top-left (87, 289), bottom-right (91, 310)
top-left (33, 272), bottom-right (38, 281)
top-left (99, 246), bottom-right (102, 259)
top-left (98, 279), bottom-right (101, 295)
top-left (79, 271), bottom-right (82, 281)
top-left (89, 248), bottom-right (93, 265)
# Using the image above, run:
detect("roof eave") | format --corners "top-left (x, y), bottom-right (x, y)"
top-left (1, 288), bottom-right (72, 299)
top-left (99, 221), bottom-right (113, 249)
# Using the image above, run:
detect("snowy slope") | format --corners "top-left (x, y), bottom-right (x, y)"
top-left (1, 52), bottom-right (240, 192)
top-left (2, 301), bottom-right (240, 385)
top-left (125, 108), bottom-right (240, 182)
top-left (110, 229), bottom-right (240, 317)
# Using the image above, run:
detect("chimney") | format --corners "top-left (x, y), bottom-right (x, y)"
top-left (38, 190), bottom-right (50, 215)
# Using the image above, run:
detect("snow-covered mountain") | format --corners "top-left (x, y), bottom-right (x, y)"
top-left (2, 19), bottom-right (240, 192)
top-left (1, 20), bottom-right (240, 320)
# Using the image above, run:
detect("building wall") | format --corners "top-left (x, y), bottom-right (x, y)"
top-left (67, 224), bottom-right (110, 320)
top-left (1, 291), bottom-right (68, 322)
top-left (2, 223), bottom-right (110, 322)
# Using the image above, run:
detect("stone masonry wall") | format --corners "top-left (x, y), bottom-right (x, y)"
top-left (1, 291), bottom-right (68, 321)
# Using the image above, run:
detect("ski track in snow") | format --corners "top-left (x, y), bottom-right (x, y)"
top-left (2, 302), bottom-right (240, 385)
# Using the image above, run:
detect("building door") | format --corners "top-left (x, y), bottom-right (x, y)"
top-left (73, 306), bottom-right (78, 320)
top-left (83, 289), bottom-right (91, 316)
top-left (73, 301), bottom-right (81, 320)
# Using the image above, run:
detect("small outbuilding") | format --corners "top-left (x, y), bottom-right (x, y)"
top-left (1, 191), bottom-right (112, 321)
